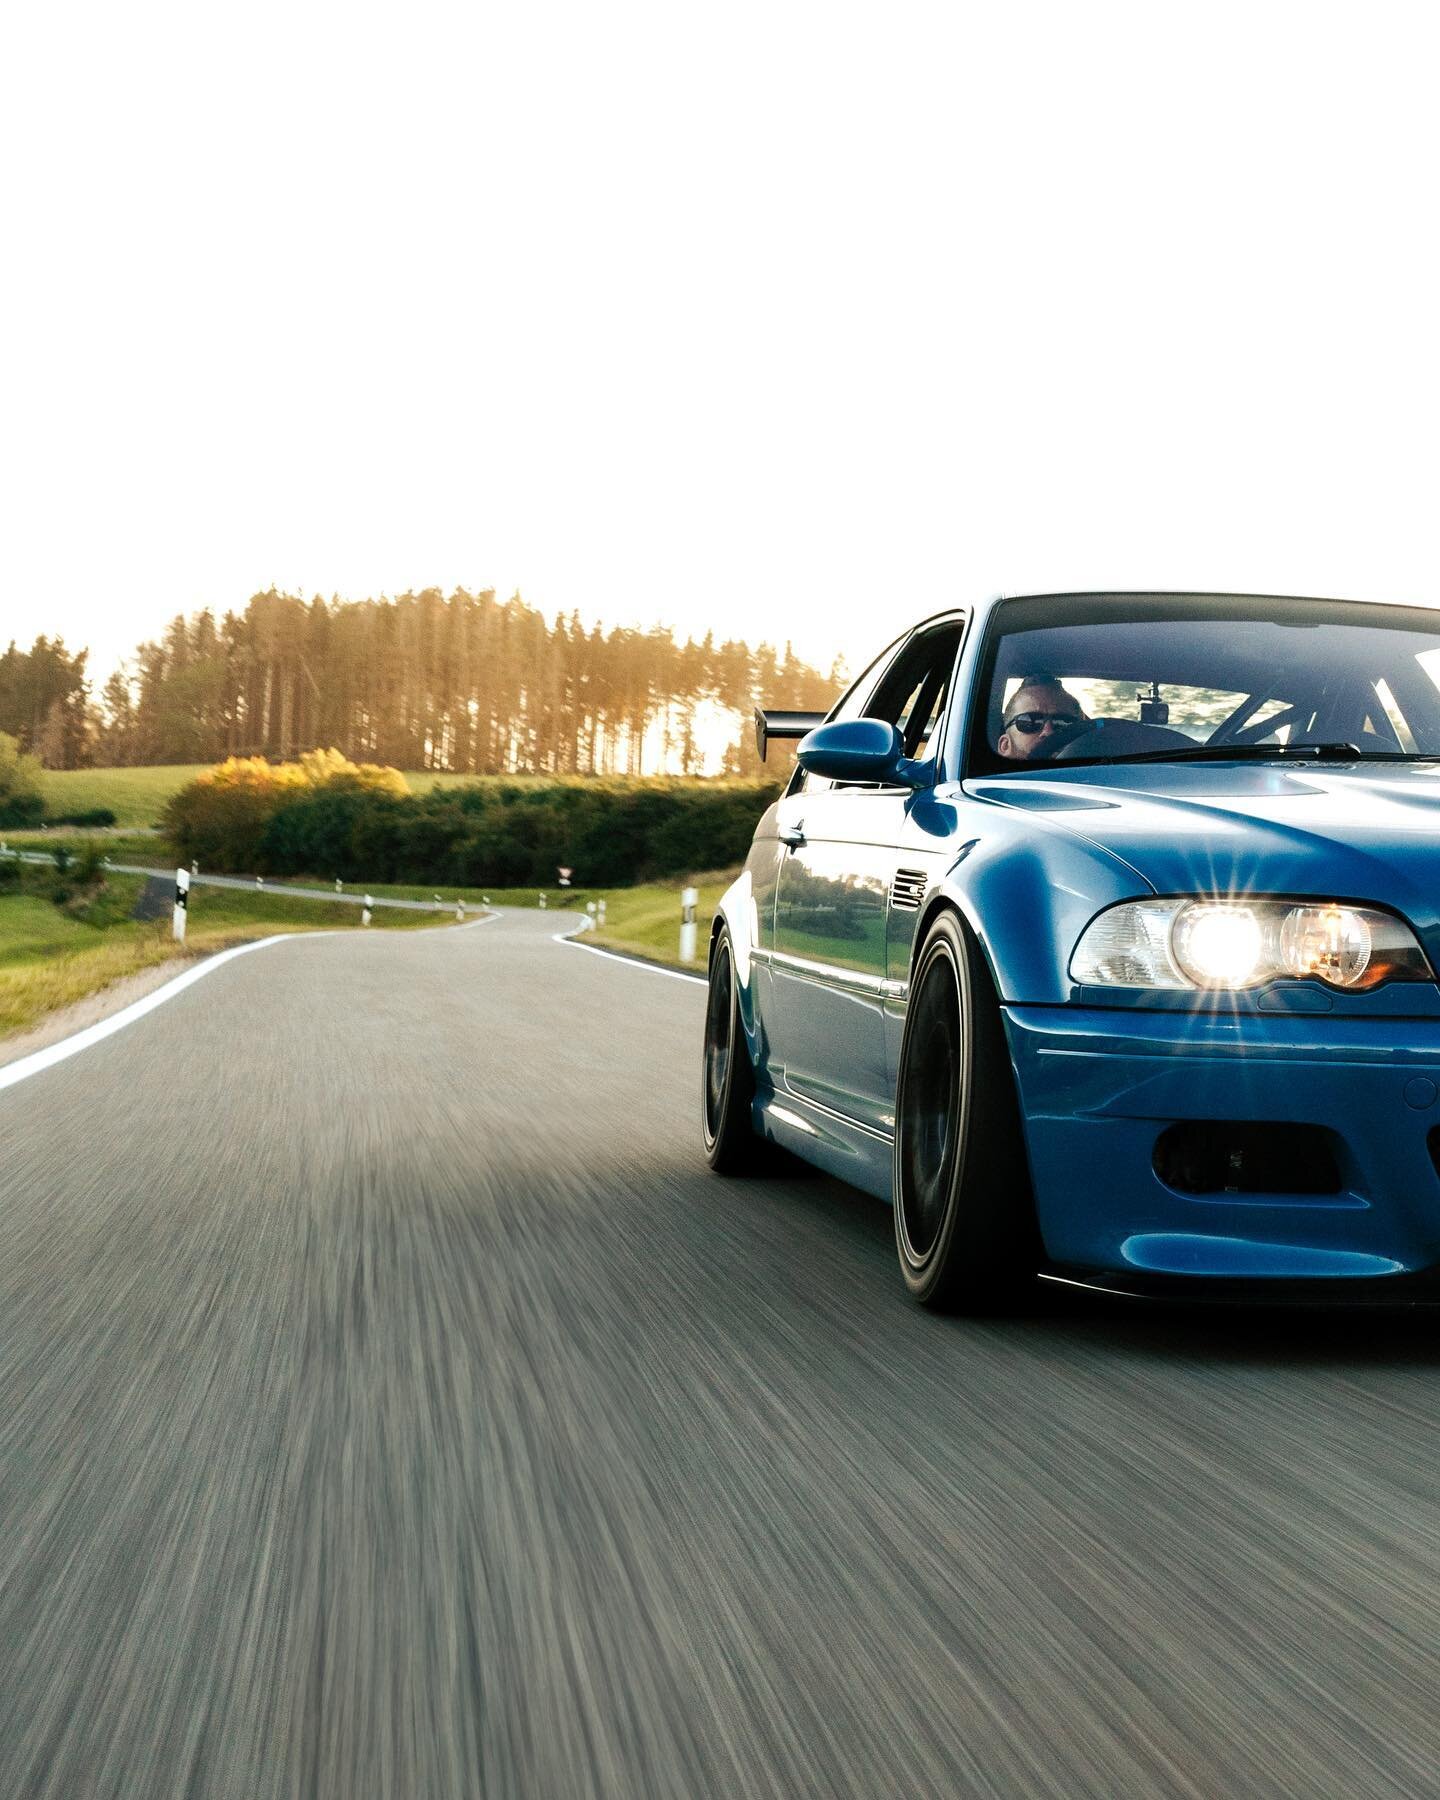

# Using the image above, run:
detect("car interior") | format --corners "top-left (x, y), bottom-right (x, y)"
top-left (980, 610), bottom-right (1440, 767)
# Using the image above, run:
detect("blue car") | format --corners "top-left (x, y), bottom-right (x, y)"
top-left (702, 591), bottom-right (1440, 1308)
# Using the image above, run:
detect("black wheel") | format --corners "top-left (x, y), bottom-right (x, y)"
top-left (702, 925), bottom-right (762, 1173)
top-left (893, 909), bottom-right (1039, 1310)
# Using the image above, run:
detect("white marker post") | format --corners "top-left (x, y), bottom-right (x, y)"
top-left (362, 894), bottom-right (374, 926)
top-left (173, 866), bottom-right (190, 942)
top-left (539, 892), bottom-right (547, 911)
top-left (585, 901), bottom-right (597, 934)
top-left (455, 900), bottom-right (465, 920)
top-left (256, 874), bottom-right (264, 890)
top-left (680, 886), bottom-right (698, 964)
top-left (597, 898), bottom-right (607, 926)
top-left (335, 877), bottom-right (343, 893)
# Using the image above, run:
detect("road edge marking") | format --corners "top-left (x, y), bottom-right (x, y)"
top-left (553, 926), bottom-right (705, 984)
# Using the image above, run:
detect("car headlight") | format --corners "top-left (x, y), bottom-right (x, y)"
top-left (1070, 898), bottom-right (1433, 992)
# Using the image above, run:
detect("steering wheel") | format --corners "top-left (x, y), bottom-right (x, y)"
top-left (1050, 717), bottom-right (1199, 759)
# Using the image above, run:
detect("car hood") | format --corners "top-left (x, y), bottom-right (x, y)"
top-left (966, 760), bottom-right (1440, 928)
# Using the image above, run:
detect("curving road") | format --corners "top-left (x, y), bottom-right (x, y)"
top-left (3, 908), bottom-right (1440, 1797)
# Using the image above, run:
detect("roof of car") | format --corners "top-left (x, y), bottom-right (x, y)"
top-left (992, 589), bottom-right (1440, 610)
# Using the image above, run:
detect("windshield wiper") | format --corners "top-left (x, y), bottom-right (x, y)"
top-left (1068, 741), bottom-right (1397, 767)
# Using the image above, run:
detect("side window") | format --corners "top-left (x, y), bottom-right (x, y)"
top-left (865, 623), bottom-right (963, 742)
top-left (788, 619), bottom-right (965, 795)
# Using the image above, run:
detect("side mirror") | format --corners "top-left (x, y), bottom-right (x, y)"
top-left (797, 718), bottom-right (924, 785)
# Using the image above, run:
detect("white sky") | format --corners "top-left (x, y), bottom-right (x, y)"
top-left (3, 1), bottom-right (1438, 689)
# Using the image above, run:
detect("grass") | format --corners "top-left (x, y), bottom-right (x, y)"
top-left (38, 766), bottom-right (208, 827)
top-left (35, 765), bottom-right (480, 828)
top-left (0, 863), bottom-right (471, 1041)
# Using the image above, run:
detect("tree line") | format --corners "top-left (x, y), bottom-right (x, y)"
top-left (7, 588), bottom-right (843, 775)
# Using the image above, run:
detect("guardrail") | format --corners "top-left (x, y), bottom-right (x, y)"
top-left (0, 847), bottom-right (471, 918)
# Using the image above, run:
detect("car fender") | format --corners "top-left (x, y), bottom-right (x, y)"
top-left (910, 818), bottom-right (1153, 1006)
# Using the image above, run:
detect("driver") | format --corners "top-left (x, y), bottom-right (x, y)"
top-left (996, 677), bottom-right (1089, 761)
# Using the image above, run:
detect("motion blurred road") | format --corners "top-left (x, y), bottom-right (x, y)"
top-left (4, 909), bottom-right (1440, 1798)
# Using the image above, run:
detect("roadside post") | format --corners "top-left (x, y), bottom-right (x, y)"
top-left (256, 875), bottom-right (264, 890)
top-left (586, 902), bottom-right (596, 933)
top-left (335, 878), bottom-right (343, 892)
top-left (434, 894), bottom-right (443, 910)
top-left (191, 860), bottom-right (198, 876)
top-left (173, 867), bottom-right (190, 942)
top-left (680, 886), bottom-right (698, 963)
top-left (362, 894), bottom-right (374, 926)
top-left (597, 898), bottom-right (607, 926)
top-left (456, 900), bottom-right (465, 920)
top-left (539, 892), bottom-right (547, 911)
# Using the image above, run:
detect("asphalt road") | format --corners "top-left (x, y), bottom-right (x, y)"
top-left (4, 908), bottom-right (1440, 1797)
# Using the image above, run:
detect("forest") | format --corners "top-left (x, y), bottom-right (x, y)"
top-left (2, 589), bottom-right (843, 776)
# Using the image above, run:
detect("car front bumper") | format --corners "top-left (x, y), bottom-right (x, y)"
top-left (1004, 1003), bottom-right (1440, 1285)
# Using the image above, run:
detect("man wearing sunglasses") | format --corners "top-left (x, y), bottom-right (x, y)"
top-left (996, 677), bottom-right (1090, 761)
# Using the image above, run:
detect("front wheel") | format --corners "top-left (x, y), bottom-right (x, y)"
top-left (702, 926), bottom-right (762, 1174)
top-left (893, 910), bottom-right (1039, 1310)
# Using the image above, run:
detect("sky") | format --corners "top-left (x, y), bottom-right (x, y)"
top-left (3, 2), bottom-right (1438, 689)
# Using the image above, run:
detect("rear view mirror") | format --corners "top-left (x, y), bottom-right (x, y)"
top-left (797, 718), bottom-right (923, 785)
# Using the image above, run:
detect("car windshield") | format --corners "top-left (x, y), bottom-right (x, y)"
top-left (971, 593), bottom-right (1440, 771)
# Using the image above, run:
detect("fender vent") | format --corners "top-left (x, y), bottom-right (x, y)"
top-left (890, 868), bottom-right (927, 911)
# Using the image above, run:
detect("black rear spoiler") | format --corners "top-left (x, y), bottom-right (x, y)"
top-left (754, 708), bottom-right (826, 762)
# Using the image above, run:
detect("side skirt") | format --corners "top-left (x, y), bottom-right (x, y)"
top-left (753, 1087), bottom-right (895, 1203)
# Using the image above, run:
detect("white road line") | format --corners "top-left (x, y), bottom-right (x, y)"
top-left (553, 927), bottom-right (706, 984)
top-left (0, 910), bottom-right (500, 1094)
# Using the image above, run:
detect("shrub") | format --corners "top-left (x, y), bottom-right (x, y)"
top-left (48, 808), bottom-right (118, 828)
top-left (0, 732), bottom-right (45, 829)
top-left (164, 751), bottom-right (411, 869)
top-left (47, 838), bottom-right (108, 909)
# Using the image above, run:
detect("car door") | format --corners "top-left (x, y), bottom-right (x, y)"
top-left (770, 619), bottom-right (966, 1134)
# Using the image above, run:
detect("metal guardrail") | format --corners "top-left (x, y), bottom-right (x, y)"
top-left (0, 847), bottom-right (473, 917)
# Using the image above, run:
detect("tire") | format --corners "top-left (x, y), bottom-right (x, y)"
top-left (892, 909), bottom-right (1039, 1310)
top-left (702, 925), bottom-right (762, 1174)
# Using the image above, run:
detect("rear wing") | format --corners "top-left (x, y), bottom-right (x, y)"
top-left (754, 708), bottom-right (826, 763)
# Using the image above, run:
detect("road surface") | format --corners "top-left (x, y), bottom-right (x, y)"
top-left (3, 908), bottom-right (1440, 1797)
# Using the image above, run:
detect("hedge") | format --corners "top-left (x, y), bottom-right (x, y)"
top-left (165, 760), bottom-right (780, 886)
top-left (259, 782), bottom-right (779, 886)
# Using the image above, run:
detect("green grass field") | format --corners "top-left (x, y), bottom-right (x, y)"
top-left (36, 763), bottom-right (735, 829)
top-left (38, 766), bottom-right (208, 827)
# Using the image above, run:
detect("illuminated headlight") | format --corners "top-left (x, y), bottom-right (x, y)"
top-left (1070, 898), bottom-right (1432, 992)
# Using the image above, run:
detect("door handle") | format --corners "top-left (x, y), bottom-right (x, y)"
top-left (777, 822), bottom-right (806, 849)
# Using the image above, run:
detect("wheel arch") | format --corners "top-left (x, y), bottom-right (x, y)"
top-left (907, 827), bottom-right (1149, 1006)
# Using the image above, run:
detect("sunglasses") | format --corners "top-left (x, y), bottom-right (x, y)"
top-left (1005, 710), bottom-right (1082, 735)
